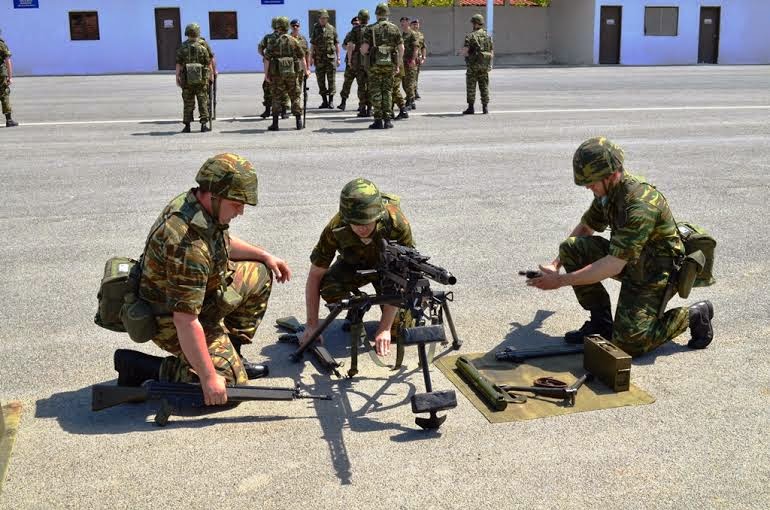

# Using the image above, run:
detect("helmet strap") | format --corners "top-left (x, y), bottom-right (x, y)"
top-left (211, 195), bottom-right (223, 225)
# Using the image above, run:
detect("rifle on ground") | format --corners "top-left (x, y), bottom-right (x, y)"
top-left (208, 75), bottom-right (217, 128)
top-left (92, 380), bottom-right (330, 426)
top-left (302, 74), bottom-right (309, 128)
top-left (289, 239), bottom-right (462, 429)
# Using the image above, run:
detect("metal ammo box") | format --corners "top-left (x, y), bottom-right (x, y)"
top-left (583, 335), bottom-right (631, 392)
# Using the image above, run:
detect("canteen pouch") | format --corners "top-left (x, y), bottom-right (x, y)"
top-left (677, 222), bottom-right (716, 287)
top-left (95, 257), bottom-right (137, 332)
top-left (479, 51), bottom-right (493, 70)
top-left (677, 250), bottom-right (705, 299)
top-left (185, 63), bottom-right (204, 86)
top-left (277, 56), bottom-right (296, 76)
top-left (120, 294), bottom-right (157, 343)
top-left (375, 45), bottom-right (393, 66)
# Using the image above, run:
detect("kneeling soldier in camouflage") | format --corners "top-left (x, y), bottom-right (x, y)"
top-left (300, 178), bottom-right (414, 376)
top-left (527, 137), bottom-right (714, 357)
top-left (115, 154), bottom-right (292, 406)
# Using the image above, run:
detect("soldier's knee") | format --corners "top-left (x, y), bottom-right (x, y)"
top-left (559, 237), bottom-right (580, 269)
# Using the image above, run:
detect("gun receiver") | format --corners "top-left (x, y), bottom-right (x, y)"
top-left (92, 381), bottom-right (330, 426)
top-left (518, 270), bottom-right (542, 279)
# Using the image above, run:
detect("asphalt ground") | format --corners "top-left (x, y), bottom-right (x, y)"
top-left (0, 66), bottom-right (769, 509)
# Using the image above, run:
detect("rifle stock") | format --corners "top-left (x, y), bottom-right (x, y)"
top-left (92, 384), bottom-right (148, 411)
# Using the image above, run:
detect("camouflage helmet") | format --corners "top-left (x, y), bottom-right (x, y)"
top-left (318, 9), bottom-right (330, 19)
top-left (471, 14), bottom-right (484, 25)
top-left (375, 3), bottom-right (390, 16)
top-left (572, 137), bottom-right (625, 186)
top-left (339, 178), bottom-right (384, 224)
top-left (196, 153), bottom-right (258, 206)
top-left (358, 9), bottom-right (370, 23)
top-left (185, 23), bottom-right (201, 37)
top-left (271, 17), bottom-right (279, 30)
top-left (275, 16), bottom-right (290, 31)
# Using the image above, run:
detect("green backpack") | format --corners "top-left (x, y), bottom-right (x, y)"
top-left (94, 257), bottom-right (137, 332)
top-left (676, 222), bottom-right (716, 298)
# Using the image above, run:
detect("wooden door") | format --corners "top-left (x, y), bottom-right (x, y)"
top-left (155, 8), bottom-right (181, 70)
top-left (599, 6), bottom-right (622, 65)
top-left (698, 7), bottom-right (720, 64)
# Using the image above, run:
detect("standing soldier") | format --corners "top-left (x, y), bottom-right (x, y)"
top-left (176, 23), bottom-right (211, 133)
top-left (400, 17), bottom-right (419, 112)
top-left (349, 9), bottom-right (372, 118)
top-left (258, 19), bottom-right (290, 119)
top-left (337, 16), bottom-right (360, 112)
top-left (410, 19), bottom-right (426, 101)
top-left (360, 3), bottom-right (404, 130)
top-left (290, 19), bottom-right (311, 113)
top-left (0, 30), bottom-right (18, 127)
top-left (309, 9), bottom-right (340, 109)
top-left (263, 16), bottom-right (307, 131)
top-left (196, 29), bottom-right (218, 120)
top-left (461, 14), bottom-right (493, 115)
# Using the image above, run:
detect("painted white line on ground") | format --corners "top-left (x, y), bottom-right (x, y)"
top-left (18, 104), bottom-right (770, 127)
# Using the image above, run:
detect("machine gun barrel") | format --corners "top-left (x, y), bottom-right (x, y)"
top-left (381, 240), bottom-right (456, 285)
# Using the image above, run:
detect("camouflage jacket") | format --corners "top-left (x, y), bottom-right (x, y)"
top-left (310, 203), bottom-right (414, 269)
top-left (414, 30), bottom-right (426, 55)
top-left (258, 31), bottom-right (279, 56)
top-left (402, 29), bottom-right (418, 62)
top-left (139, 190), bottom-right (232, 320)
top-left (464, 29), bottom-right (493, 69)
top-left (0, 38), bottom-right (10, 77)
top-left (342, 28), bottom-right (355, 65)
top-left (176, 40), bottom-right (211, 68)
top-left (292, 33), bottom-right (309, 57)
top-left (265, 33), bottom-right (305, 74)
top-left (363, 20), bottom-right (403, 67)
top-left (581, 173), bottom-right (684, 279)
top-left (197, 37), bottom-right (215, 59)
top-left (310, 23), bottom-right (338, 61)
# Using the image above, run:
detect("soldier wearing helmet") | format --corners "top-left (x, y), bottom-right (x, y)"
top-left (309, 9), bottom-right (341, 109)
top-left (114, 154), bottom-right (292, 407)
top-left (263, 16), bottom-right (308, 131)
top-left (258, 18), bottom-right (290, 119)
top-left (176, 23), bottom-right (213, 132)
top-left (348, 9), bottom-right (372, 118)
top-left (461, 13), bottom-right (493, 115)
top-left (0, 29), bottom-right (18, 127)
top-left (526, 138), bottom-right (715, 357)
top-left (337, 16), bottom-right (361, 112)
top-left (301, 178), bottom-right (414, 376)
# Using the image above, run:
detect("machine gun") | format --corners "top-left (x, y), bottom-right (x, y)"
top-left (289, 239), bottom-right (462, 429)
top-left (92, 380), bottom-right (330, 426)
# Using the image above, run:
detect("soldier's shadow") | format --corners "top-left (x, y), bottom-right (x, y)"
top-left (130, 131), bottom-right (180, 137)
top-left (314, 127), bottom-right (371, 134)
top-left (421, 113), bottom-right (466, 118)
top-left (218, 128), bottom-right (269, 135)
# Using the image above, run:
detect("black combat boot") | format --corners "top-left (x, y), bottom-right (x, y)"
top-left (687, 300), bottom-right (714, 349)
top-left (230, 337), bottom-right (269, 380)
top-left (113, 349), bottom-right (164, 387)
top-left (365, 105), bottom-right (372, 117)
top-left (281, 106), bottom-right (289, 119)
top-left (384, 118), bottom-right (394, 129)
top-left (409, 99), bottom-right (416, 111)
top-left (259, 105), bottom-right (271, 119)
top-left (201, 123), bottom-right (210, 132)
top-left (462, 104), bottom-right (475, 115)
top-left (267, 113), bottom-right (280, 131)
top-left (482, 104), bottom-right (489, 114)
top-left (395, 107), bottom-right (409, 120)
top-left (337, 97), bottom-right (347, 111)
top-left (318, 95), bottom-right (329, 109)
top-left (327, 95), bottom-right (335, 109)
top-left (565, 307), bottom-right (613, 344)
top-left (415, 90), bottom-right (421, 100)
top-left (368, 118), bottom-right (384, 129)
top-left (181, 122), bottom-right (191, 133)
top-left (356, 105), bottom-right (367, 117)
top-left (5, 114), bottom-right (18, 127)
top-left (296, 114), bottom-right (304, 130)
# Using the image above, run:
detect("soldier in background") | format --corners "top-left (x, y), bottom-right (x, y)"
top-left (527, 138), bottom-right (715, 357)
top-left (290, 19), bottom-right (311, 114)
top-left (258, 19), bottom-right (290, 119)
top-left (263, 17), bottom-right (307, 131)
top-left (194, 27), bottom-right (218, 120)
top-left (337, 16), bottom-right (360, 112)
top-left (310, 9), bottom-right (340, 109)
top-left (349, 9), bottom-right (372, 118)
top-left (176, 24), bottom-right (211, 132)
top-left (114, 154), bottom-right (292, 405)
top-left (400, 16), bottom-right (419, 112)
top-left (0, 30), bottom-right (19, 127)
top-left (410, 19), bottom-right (426, 101)
top-left (360, 3), bottom-right (403, 129)
top-left (461, 14), bottom-right (493, 115)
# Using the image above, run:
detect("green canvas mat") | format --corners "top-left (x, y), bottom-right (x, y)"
top-left (1, 401), bottom-right (22, 495)
top-left (435, 352), bottom-right (654, 423)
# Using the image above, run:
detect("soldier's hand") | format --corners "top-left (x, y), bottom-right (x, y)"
top-left (526, 264), bottom-right (562, 291)
top-left (265, 74), bottom-right (272, 84)
top-left (374, 330), bottom-right (391, 356)
top-left (176, 76), bottom-right (182, 88)
top-left (265, 255), bottom-right (291, 283)
top-left (201, 373), bottom-right (228, 406)
top-left (336, 57), bottom-right (341, 66)
top-left (300, 328), bottom-right (324, 347)
top-left (394, 65), bottom-right (401, 76)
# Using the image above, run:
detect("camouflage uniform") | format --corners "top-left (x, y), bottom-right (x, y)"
top-left (310, 18), bottom-right (339, 100)
top-left (339, 27), bottom-right (357, 103)
top-left (391, 60), bottom-right (406, 112)
top-left (0, 38), bottom-right (13, 116)
top-left (265, 32), bottom-right (305, 116)
top-left (259, 31), bottom-right (290, 112)
top-left (291, 32), bottom-right (310, 101)
top-left (412, 27), bottom-right (425, 98)
top-left (351, 18), bottom-right (371, 113)
top-left (562, 138), bottom-right (690, 357)
top-left (139, 155), bottom-right (272, 385)
top-left (401, 28), bottom-right (418, 106)
top-left (176, 39), bottom-right (211, 124)
top-left (363, 17), bottom-right (403, 122)
top-left (464, 24), bottom-right (493, 107)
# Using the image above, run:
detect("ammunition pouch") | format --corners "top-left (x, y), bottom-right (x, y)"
top-left (677, 250), bottom-right (705, 299)
top-left (374, 45), bottom-right (393, 66)
top-left (199, 285), bottom-right (243, 324)
top-left (184, 63), bottom-right (205, 86)
top-left (95, 257), bottom-right (138, 333)
top-left (479, 51), bottom-right (493, 70)
top-left (276, 56), bottom-right (296, 77)
top-left (677, 222), bottom-right (716, 287)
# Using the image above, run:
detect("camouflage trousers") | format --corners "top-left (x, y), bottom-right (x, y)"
top-left (466, 66), bottom-right (489, 105)
top-left (402, 62), bottom-right (418, 103)
top-left (262, 79), bottom-right (289, 108)
top-left (152, 261), bottom-right (273, 385)
top-left (340, 65), bottom-right (356, 100)
top-left (271, 74), bottom-right (302, 116)
top-left (314, 59), bottom-right (336, 96)
top-left (1, 80), bottom-right (10, 114)
top-left (415, 62), bottom-right (421, 93)
top-left (355, 66), bottom-right (370, 107)
top-left (391, 67), bottom-right (405, 110)
top-left (560, 236), bottom-right (689, 357)
top-left (368, 65), bottom-right (395, 120)
top-left (181, 84), bottom-right (209, 123)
